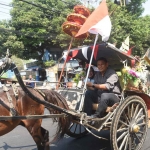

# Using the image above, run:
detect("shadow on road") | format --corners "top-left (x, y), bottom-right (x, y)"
top-left (52, 130), bottom-right (111, 150)
top-left (0, 142), bottom-right (36, 150)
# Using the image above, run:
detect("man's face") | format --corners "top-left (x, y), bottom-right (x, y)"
top-left (97, 60), bottom-right (108, 73)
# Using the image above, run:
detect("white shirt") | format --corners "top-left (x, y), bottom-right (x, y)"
top-left (84, 78), bottom-right (94, 83)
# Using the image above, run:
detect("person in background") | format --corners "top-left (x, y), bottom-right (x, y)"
top-left (68, 74), bottom-right (73, 82)
top-left (84, 67), bottom-right (95, 83)
top-left (26, 75), bottom-right (36, 88)
top-left (22, 75), bottom-right (27, 85)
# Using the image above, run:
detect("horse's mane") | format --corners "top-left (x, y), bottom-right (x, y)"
top-left (40, 89), bottom-right (70, 142)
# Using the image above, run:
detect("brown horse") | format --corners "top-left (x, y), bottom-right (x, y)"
top-left (0, 86), bottom-right (69, 150)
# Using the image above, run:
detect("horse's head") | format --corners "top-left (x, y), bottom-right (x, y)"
top-left (0, 50), bottom-right (12, 76)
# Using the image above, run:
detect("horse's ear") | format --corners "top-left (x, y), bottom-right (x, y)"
top-left (6, 49), bottom-right (12, 58)
top-left (6, 49), bottom-right (9, 57)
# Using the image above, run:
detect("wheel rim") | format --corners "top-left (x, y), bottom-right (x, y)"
top-left (115, 101), bottom-right (147, 150)
top-left (66, 121), bottom-right (88, 138)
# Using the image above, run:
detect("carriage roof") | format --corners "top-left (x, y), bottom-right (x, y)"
top-left (67, 42), bottom-right (136, 70)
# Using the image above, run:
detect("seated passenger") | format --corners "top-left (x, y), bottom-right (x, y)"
top-left (84, 66), bottom-right (95, 83)
top-left (84, 57), bottom-right (122, 118)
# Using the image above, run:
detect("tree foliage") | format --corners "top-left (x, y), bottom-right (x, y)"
top-left (126, 0), bottom-right (147, 17)
top-left (108, 1), bottom-right (150, 56)
top-left (9, 0), bottom-right (85, 60)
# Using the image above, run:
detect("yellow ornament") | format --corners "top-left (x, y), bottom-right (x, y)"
top-left (122, 67), bottom-right (130, 74)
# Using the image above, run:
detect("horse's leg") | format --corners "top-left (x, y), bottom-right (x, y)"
top-left (22, 120), bottom-right (50, 150)
top-left (40, 127), bottom-right (49, 150)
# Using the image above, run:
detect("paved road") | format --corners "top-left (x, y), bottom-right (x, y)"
top-left (0, 113), bottom-right (150, 150)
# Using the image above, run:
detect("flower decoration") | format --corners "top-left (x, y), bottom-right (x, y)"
top-left (121, 58), bottom-right (148, 93)
top-left (122, 66), bottom-right (140, 84)
top-left (121, 63), bottom-right (142, 91)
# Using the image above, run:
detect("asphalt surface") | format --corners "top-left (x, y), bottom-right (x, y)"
top-left (0, 111), bottom-right (150, 150)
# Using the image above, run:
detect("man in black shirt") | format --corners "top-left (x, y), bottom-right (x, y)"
top-left (84, 57), bottom-right (122, 118)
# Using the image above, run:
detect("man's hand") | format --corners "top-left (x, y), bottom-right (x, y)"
top-left (86, 82), bottom-right (93, 87)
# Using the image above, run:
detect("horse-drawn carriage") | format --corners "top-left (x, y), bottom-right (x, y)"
top-left (0, 43), bottom-right (150, 150)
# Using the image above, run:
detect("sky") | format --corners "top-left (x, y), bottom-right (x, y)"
top-left (142, 0), bottom-right (150, 16)
top-left (0, 0), bottom-right (12, 20)
top-left (0, 0), bottom-right (150, 20)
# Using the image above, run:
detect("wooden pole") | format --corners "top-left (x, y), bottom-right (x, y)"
top-left (56, 37), bottom-right (74, 90)
top-left (109, 4), bottom-right (118, 16)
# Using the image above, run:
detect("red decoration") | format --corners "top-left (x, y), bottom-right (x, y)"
top-left (67, 13), bottom-right (86, 25)
top-left (74, 5), bottom-right (91, 17)
top-left (62, 5), bottom-right (90, 39)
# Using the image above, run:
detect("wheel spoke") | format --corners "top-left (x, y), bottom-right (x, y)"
top-left (119, 120), bottom-right (128, 127)
top-left (119, 134), bottom-right (128, 150)
top-left (117, 131), bottom-right (128, 142)
top-left (123, 111), bottom-right (130, 124)
top-left (134, 133), bottom-right (141, 143)
top-left (128, 135), bottom-right (132, 150)
top-left (69, 123), bottom-right (74, 130)
top-left (117, 127), bottom-right (128, 132)
top-left (124, 136), bottom-right (129, 150)
top-left (135, 115), bottom-right (145, 123)
top-left (131, 134), bottom-right (137, 150)
top-left (134, 108), bottom-right (143, 121)
top-left (138, 130), bottom-right (144, 134)
top-left (127, 105), bottom-right (131, 121)
top-left (132, 104), bottom-right (140, 119)
top-left (130, 103), bottom-right (134, 118)
top-left (73, 124), bottom-right (78, 134)
top-left (137, 122), bottom-right (146, 127)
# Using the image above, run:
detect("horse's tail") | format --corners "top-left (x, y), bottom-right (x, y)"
top-left (41, 89), bottom-right (70, 142)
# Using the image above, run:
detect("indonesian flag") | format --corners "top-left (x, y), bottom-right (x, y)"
top-left (75, 0), bottom-right (111, 41)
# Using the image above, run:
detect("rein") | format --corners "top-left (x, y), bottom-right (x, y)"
top-left (0, 55), bottom-right (80, 118)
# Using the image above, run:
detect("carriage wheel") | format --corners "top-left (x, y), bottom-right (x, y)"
top-left (110, 96), bottom-right (148, 150)
top-left (66, 121), bottom-right (89, 138)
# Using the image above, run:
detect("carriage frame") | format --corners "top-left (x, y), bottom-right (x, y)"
top-left (0, 44), bottom-right (150, 150)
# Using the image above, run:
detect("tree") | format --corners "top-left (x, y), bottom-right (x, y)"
top-left (0, 19), bottom-right (25, 58)
top-left (9, 0), bottom-right (86, 60)
top-left (125, 0), bottom-right (147, 17)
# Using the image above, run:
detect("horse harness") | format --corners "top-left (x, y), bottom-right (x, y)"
top-left (3, 84), bottom-right (18, 116)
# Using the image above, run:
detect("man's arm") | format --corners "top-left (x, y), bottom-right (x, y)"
top-left (92, 83), bottom-right (107, 90)
top-left (105, 74), bottom-right (118, 91)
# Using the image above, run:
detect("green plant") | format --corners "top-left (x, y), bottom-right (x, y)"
top-left (44, 60), bottom-right (56, 67)
top-left (73, 71), bottom-right (85, 84)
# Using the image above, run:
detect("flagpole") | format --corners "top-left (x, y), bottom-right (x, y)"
top-left (78, 34), bottom-right (99, 111)
top-left (56, 37), bottom-right (74, 90)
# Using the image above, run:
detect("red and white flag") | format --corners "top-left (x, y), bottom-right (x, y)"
top-left (75, 0), bottom-right (111, 41)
